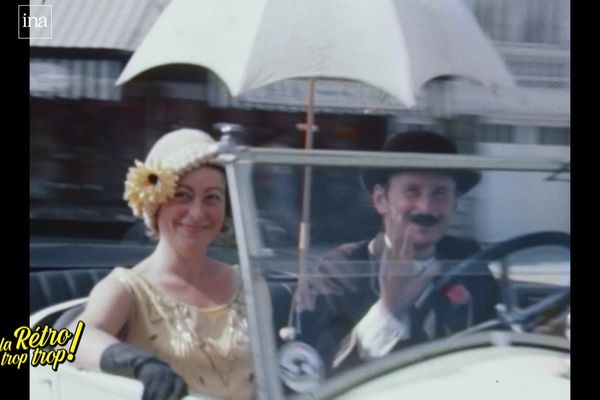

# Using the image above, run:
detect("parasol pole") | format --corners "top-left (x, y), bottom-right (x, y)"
top-left (280, 78), bottom-right (326, 376)
top-left (299, 78), bottom-right (316, 254)
top-left (288, 78), bottom-right (316, 333)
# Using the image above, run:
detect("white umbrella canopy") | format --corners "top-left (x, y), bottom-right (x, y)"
top-left (116, 0), bottom-right (516, 257)
top-left (116, 0), bottom-right (514, 107)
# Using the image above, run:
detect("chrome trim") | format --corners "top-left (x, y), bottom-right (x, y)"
top-left (225, 162), bottom-right (285, 400)
top-left (220, 146), bottom-right (569, 172)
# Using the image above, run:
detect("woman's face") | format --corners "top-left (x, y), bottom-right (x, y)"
top-left (156, 166), bottom-right (227, 253)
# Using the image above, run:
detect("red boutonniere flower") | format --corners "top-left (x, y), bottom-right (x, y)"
top-left (444, 284), bottom-right (471, 305)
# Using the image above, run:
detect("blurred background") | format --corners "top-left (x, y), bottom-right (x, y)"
top-left (29, 0), bottom-right (570, 249)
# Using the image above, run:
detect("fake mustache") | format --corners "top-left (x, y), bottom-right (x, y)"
top-left (408, 214), bottom-right (440, 227)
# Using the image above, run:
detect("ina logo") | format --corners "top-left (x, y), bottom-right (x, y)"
top-left (18, 5), bottom-right (52, 40)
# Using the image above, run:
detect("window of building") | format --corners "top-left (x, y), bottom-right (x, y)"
top-left (470, 0), bottom-right (569, 46)
top-left (478, 124), bottom-right (514, 143)
top-left (538, 127), bottom-right (570, 145)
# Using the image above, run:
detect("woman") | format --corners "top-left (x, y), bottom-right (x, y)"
top-left (73, 128), bottom-right (255, 400)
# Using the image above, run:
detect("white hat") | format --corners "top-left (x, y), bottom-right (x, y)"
top-left (124, 128), bottom-right (222, 235)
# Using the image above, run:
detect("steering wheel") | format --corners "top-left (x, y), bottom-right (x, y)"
top-left (413, 231), bottom-right (570, 338)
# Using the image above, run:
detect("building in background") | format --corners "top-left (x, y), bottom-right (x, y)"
top-left (29, 0), bottom-right (570, 243)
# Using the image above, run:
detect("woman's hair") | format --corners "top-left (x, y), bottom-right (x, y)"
top-left (205, 164), bottom-right (232, 217)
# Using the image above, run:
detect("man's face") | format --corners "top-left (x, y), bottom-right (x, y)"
top-left (373, 171), bottom-right (458, 252)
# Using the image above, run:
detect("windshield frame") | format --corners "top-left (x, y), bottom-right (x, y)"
top-left (221, 145), bottom-right (570, 400)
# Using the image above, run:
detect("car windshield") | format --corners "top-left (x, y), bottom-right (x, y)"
top-left (225, 145), bottom-right (570, 398)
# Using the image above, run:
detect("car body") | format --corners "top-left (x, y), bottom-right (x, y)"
top-left (30, 143), bottom-right (570, 399)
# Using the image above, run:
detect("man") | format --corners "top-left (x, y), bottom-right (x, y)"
top-left (298, 131), bottom-right (499, 373)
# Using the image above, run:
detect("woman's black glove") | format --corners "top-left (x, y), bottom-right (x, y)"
top-left (100, 342), bottom-right (188, 400)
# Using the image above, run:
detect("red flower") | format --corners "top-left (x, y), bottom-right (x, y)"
top-left (444, 284), bottom-right (471, 305)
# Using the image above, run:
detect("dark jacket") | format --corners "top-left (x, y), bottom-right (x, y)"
top-left (298, 233), bottom-right (499, 373)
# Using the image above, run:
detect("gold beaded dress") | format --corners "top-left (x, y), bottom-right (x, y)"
top-left (110, 266), bottom-right (254, 400)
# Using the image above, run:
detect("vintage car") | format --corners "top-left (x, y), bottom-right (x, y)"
top-left (30, 141), bottom-right (570, 399)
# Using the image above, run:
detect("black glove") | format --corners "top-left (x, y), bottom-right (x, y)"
top-left (100, 342), bottom-right (188, 400)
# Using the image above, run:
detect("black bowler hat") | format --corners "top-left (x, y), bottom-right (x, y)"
top-left (361, 131), bottom-right (481, 194)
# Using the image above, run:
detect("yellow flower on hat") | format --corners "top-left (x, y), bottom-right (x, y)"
top-left (124, 160), bottom-right (179, 217)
